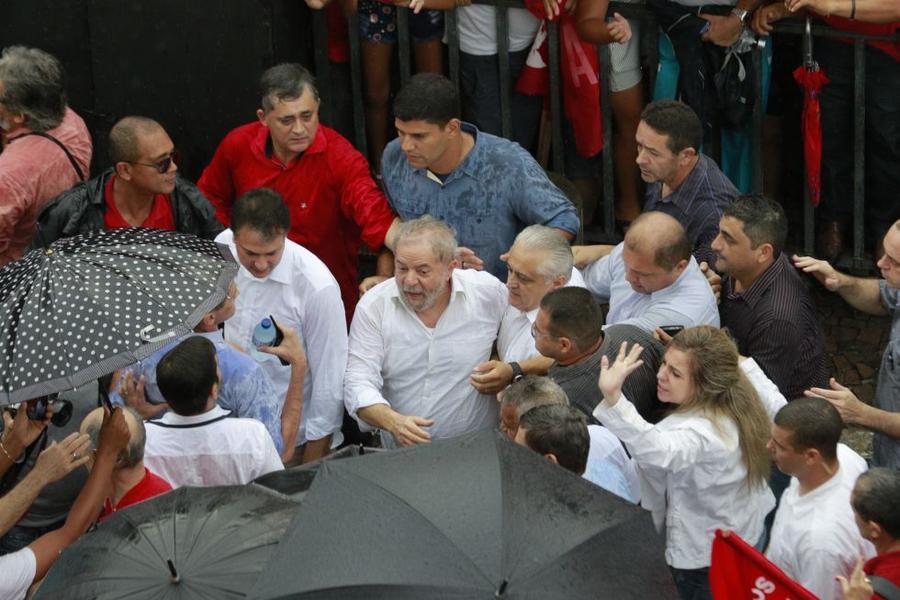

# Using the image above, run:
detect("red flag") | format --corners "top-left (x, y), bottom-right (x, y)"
top-left (710, 530), bottom-right (818, 600)
top-left (516, 0), bottom-right (603, 158)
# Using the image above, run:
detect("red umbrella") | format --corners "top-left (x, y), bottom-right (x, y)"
top-left (793, 17), bottom-right (830, 207)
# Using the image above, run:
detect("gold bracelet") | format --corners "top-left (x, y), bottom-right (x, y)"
top-left (0, 439), bottom-right (17, 462)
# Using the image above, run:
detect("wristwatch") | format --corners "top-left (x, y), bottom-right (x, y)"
top-left (730, 7), bottom-right (751, 23)
top-left (509, 362), bottom-right (525, 383)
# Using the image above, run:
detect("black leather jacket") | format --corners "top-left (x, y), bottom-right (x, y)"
top-left (35, 168), bottom-right (224, 246)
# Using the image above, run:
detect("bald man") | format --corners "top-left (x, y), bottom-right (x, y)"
top-left (575, 211), bottom-right (719, 332)
top-left (36, 116), bottom-right (222, 245)
top-left (79, 407), bottom-right (171, 520)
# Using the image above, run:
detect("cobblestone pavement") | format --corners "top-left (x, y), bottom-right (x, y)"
top-left (813, 285), bottom-right (891, 460)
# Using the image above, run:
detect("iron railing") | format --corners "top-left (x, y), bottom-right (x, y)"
top-left (310, 1), bottom-right (898, 268)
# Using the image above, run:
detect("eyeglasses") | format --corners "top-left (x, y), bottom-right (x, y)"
top-left (130, 150), bottom-right (177, 174)
top-left (530, 321), bottom-right (558, 340)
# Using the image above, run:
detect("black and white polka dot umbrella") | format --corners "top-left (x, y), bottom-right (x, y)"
top-left (0, 228), bottom-right (238, 404)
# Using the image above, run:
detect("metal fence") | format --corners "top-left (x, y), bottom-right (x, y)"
top-left (310, 2), bottom-right (897, 268)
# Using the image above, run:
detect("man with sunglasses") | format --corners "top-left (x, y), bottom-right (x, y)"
top-left (35, 116), bottom-right (222, 245)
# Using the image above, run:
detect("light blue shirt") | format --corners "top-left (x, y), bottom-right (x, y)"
top-left (580, 243), bottom-right (720, 332)
top-left (381, 122), bottom-right (579, 279)
top-left (110, 330), bottom-right (284, 453)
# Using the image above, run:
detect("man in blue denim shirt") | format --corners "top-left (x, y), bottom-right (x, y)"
top-left (113, 280), bottom-right (306, 458)
top-left (381, 74), bottom-right (579, 280)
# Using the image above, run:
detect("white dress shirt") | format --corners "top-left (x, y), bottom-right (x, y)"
top-left (345, 269), bottom-right (508, 449)
top-left (585, 424), bottom-right (641, 504)
top-left (217, 229), bottom-right (348, 445)
top-left (144, 406), bottom-right (284, 487)
top-left (497, 268), bottom-right (586, 362)
top-left (580, 243), bottom-right (720, 332)
top-left (0, 548), bottom-right (35, 600)
top-left (593, 360), bottom-right (780, 569)
top-left (766, 444), bottom-right (874, 600)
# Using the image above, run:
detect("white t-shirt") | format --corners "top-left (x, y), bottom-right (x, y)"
top-left (766, 444), bottom-right (875, 600)
top-left (0, 547), bottom-right (36, 600)
top-left (455, 5), bottom-right (541, 55)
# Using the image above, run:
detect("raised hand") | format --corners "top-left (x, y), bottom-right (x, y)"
top-left (598, 341), bottom-right (645, 406)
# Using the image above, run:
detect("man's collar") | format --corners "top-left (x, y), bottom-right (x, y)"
top-left (159, 404), bottom-right (229, 425)
top-left (416, 122), bottom-right (482, 182)
top-left (194, 329), bottom-right (226, 344)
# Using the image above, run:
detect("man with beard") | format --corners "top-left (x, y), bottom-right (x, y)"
top-left (344, 216), bottom-right (508, 449)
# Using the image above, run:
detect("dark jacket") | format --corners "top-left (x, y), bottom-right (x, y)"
top-left (35, 168), bottom-right (224, 246)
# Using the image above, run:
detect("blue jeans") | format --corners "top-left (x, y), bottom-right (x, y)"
top-left (0, 520), bottom-right (64, 556)
top-left (670, 566), bottom-right (712, 600)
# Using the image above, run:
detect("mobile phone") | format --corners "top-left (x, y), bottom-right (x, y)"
top-left (660, 325), bottom-right (685, 337)
top-left (27, 398), bottom-right (48, 420)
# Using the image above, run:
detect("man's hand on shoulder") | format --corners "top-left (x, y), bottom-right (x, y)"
top-left (470, 360), bottom-right (514, 394)
top-left (792, 254), bottom-right (843, 291)
top-left (359, 275), bottom-right (390, 297)
top-left (456, 247), bottom-right (484, 271)
top-left (119, 372), bottom-right (167, 420)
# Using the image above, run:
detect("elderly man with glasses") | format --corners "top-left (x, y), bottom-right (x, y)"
top-left (36, 115), bottom-right (222, 245)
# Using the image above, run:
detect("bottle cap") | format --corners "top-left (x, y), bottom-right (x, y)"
top-left (260, 318), bottom-right (272, 328)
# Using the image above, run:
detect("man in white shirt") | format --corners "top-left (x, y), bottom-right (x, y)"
top-left (144, 336), bottom-right (284, 487)
top-left (500, 375), bottom-right (640, 503)
top-left (578, 211), bottom-right (720, 332)
top-left (345, 216), bottom-right (508, 449)
top-left (766, 396), bottom-right (874, 600)
top-left (470, 224), bottom-right (584, 394)
top-left (216, 188), bottom-right (347, 463)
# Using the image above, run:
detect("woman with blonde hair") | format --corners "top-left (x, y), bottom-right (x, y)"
top-left (596, 325), bottom-right (785, 600)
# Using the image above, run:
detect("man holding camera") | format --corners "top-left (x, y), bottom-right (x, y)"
top-left (0, 384), bottom-right (98, 555)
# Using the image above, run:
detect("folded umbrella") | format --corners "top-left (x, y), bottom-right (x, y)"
top-left (0, 228), bottom-right (237, 404)
top-left (34, 485), bottom-right (300, 599)
top-left (248, 430), bottom-right (677, 599)
top-left (793, 17), bottom-right (830, 207)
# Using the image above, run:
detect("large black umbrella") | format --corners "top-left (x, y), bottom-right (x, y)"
top-left (34, 485), bottom-right (300, 599)
top-left (0, 228), bottom-right (237, 403)
top-left (248, 430), bottom-right (676, 600)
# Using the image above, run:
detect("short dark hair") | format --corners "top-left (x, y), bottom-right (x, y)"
top-left (157, 337), bottom-right (218, 416)
top-left (723, 194), bottom-right (788, 257)
top-left (231, 188), bottom-right (291, 240)
top-left (260, 63), bottom-right (318, 113)
top-left (0, 46), bottom-right (67, 132)
top-left (640, 100), bottom-right (702, 155)
top-left (108, 116), bottom-right (163, 164)
top-left (519, 404), bottom-right (589, 475)
top-left (852, 468), bottom-right (900, 539)
top-left (540, 287), bottom-right (604, 352)
top-left (774, 396), bottom-right (842, 462)
top-left (393, 73), bottom-right (458, 126)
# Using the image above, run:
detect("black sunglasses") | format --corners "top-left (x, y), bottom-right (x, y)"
top-left (130, 150), bottom-right (177, 174)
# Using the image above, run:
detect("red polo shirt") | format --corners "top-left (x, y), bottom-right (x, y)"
top-left (198, 123), bottom-right (396, 324)
top-left (99, 468), bottom-right (172, 522)
top-left (103, 175), bottom-right (176, 231)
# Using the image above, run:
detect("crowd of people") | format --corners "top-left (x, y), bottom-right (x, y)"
top-left (0, 5), bottom-right (898, 596)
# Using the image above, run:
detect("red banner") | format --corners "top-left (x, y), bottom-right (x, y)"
top-left (710, 530), bottom-right (819, 600)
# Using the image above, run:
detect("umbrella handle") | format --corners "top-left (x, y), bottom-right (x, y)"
top-left (167, 559), bottom-right (181, 584)
top-left (803, 17), bottom-right (815, 69)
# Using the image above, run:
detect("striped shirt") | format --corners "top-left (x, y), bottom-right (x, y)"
top-left (549, 324), bottom-right (666, 424)
top-left (720, 253), bottom-right (828, 399)
top-left (644, 154), bottom-right (737, 266)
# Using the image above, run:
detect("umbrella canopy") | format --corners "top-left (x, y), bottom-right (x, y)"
top-left (794, 17), bottom-right (830, 207)
top-left (248, 430), bottom-right (676, 600)
top-left (0, 228), bottom-right (237, 404)
top-left (34, 485), bottom-right (301, 600)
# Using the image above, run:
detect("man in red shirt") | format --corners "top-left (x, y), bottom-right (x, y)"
top-left (36, 116), bottom-right (222, 245)
top-left (198, 63), bottom-right (399, 324)
top-left (79, 406), bottom-right (172, 522)
top-left (840, 468), bottom-right (900, 600)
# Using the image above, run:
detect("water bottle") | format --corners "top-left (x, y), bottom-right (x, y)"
top-left (250, 317), bottom-right (277, 362)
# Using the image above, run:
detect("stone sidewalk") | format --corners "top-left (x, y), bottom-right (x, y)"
top-left (813, 285), bottom-right (891, 460)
